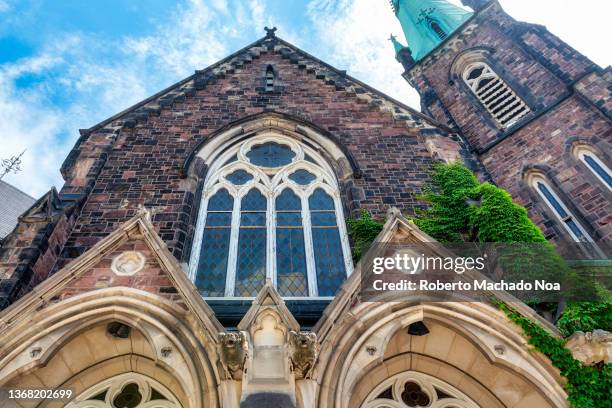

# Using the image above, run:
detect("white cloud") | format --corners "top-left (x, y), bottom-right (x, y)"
top-left (306, 0), bottom-right (419, 106)
top-left (0, 1), bottom-right (11, 13)
top-left (1, 0), bottom-right (230, 197)
top-left (2, 0), bottom-right (609, 198)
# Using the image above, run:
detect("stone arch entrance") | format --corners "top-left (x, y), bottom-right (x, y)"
top-left (315, 301), bottom-right (567, 408)
top-left (0, 288), bottom-right (220, 408)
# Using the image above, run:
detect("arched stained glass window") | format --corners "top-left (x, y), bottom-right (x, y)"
top-left (309, 188), bottom-right (346, 296)
top-left (195, 188), bottom-right (233, 296)
top-left (190, 135), bottom-right (352, 298)
top-left (276, 189), bottom-right (308, 297)
top-left (235, 189), bottom-right (267, 297)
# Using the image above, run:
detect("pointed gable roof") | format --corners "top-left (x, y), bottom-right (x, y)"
top-left (0, 207), bottom-right (224, 338)
top-left (0, 180), bottom-right (35, 238)
top-left (63, 29), bottom-right (450, 174)
top-left (237, 279), bottom-right (300, 333)
top-left (313, 207), bottom-right (559, 341)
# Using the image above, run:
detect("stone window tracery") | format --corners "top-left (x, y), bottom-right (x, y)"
top-left (361, 371), bottom-right (480, 408)
top-left (463, 62), bottom-right (530, 128)
top-left (189, 133), bottom-right (352, 298)
top-left (67, 373), bottom-right (180, 408)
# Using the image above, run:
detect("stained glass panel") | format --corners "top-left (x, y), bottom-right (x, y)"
top-left (235, 189), bottom-right (267, 296)
top-left (584, 155), bottom-right (612, 187)
top-left (289, 169), bottom-right (316, 185)
top-left (196, 189), bottom-right (233, 296)
top-left (207, 188), bottom-right (233, 211)
top-left (246, 142), bottom-right (296, 167)
top-left (226, 169), bottom-right (253, 185)
top-left (309, 188), bottom-right (335, 210)
top-left (537, 182), bottom-right (568, 218)
top-left (276, 189), bottom-right (308, 296)
top-left (309, 189), bottom-right (345, 296)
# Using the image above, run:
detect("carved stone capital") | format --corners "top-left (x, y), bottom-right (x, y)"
top-left (289, 331), bottom-right (319, 380)
top-left (566, 330), bottom-right (612, 366)
top-left (218, 331), bottom-right (249, 380)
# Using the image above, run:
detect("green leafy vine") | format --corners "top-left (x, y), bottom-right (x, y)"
top-left (495, 301), bottom-right (611, 408)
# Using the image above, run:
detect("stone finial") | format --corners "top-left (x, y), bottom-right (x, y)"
top-left (218, 331), bottom-right (249, 380)
top-left (264, 26), bottom-right (277, 38)
top-left (387, 206), bottom-right (402, 220)
top-left (565, 330), bottom-right (612, 366)
top-left (288, 331), bottom-right (318, 379)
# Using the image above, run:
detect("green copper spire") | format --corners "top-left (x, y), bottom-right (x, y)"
top-left (391, 0), bottom-right (473, 61)
top-left (389, 34), bottom-right (406, 56)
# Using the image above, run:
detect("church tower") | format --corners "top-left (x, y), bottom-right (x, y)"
top-left (391, 0), bottom-right (611, 246)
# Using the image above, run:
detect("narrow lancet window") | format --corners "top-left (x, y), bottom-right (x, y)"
top-left (309, 188), bottom-right (346, 296)
top-left (275, 189), bottom-right (308, 297)
top-left (265, 65), bottom-right (275, 92)
top-left (195, 188), bottom-right (233, 296)
top-left (235, 188), bottom-right (267, 296)
top-left (574, 147), bottom-right (611, 190)
top-left (531, 176), bottom-right (593, 243)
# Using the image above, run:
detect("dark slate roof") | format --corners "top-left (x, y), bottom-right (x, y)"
top-left (0, 180), bottom-right (35, 239)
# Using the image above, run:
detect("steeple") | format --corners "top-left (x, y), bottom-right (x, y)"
top-left (390, 0), bottom-right (473, 62)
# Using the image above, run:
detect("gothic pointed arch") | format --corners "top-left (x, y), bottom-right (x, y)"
top-left (0, 288), bottom-right (221, 408)
top-left (186, 113), bottom-right (356, 299)
top-left (0, 210), bottom-right (226, 407)
top-left (181, 111), bottom-right (362, 181)
top-left (312, 212), bottom-right (567, 408)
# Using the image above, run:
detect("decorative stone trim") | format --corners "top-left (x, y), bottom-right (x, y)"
top-left (111, 251), bottom-right (146, 276)
top-left (289, 331), bottom-right (318, 380)
top-left (565, 330), bottom-right (612, 366)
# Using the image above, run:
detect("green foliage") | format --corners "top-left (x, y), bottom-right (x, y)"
top-left (496, 301), bottom-right (612, 408)
top-left (470, 183), bottom-right (547, 242)
top-left (557, 302), bottom-right (612, 337)
top-left (415, 162), bottom-right (546, 243)
top-left (417, 163), bottom-right (611, 405)
top-left (414, 163), bottom-right (478, 242)
top-left (346, 210), bottom-right (384, 261)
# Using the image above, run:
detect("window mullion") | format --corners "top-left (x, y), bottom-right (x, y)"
top-left (188, 194), bottom-right (209, 282)
top-left (267, 192), bottom-right (276, 287)
top-left (225, 193), bottom-right (242, 297)
top-left (301, 194), bottom-right (318, 297)
top-left (332, 192), bottom-right (355, 277)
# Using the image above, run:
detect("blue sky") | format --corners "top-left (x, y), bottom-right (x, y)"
top-left (1, 0), bottom-right (610, 197)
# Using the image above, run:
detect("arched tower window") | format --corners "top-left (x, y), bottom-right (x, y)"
top-left (528, 174), bottom-right (594, 243)
top-left (189, 134), bottom-right (353, 298)
top-left (572, 145), bottom-right (612, 190)
top-left (463, 62), bottom-right (530, 128)
top-left (265, 65), bottom-right (275, 92)
top-left (426, 16), bottom-right (447, 40)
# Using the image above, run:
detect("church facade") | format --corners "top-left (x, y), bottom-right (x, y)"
top-left (0, 1), bottom-right (609, 407)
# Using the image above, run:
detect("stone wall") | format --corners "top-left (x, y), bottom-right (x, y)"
top-left (54, 36), bottom-right (446, 271)
top-left (403, 1), bottom-right (612, 243)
